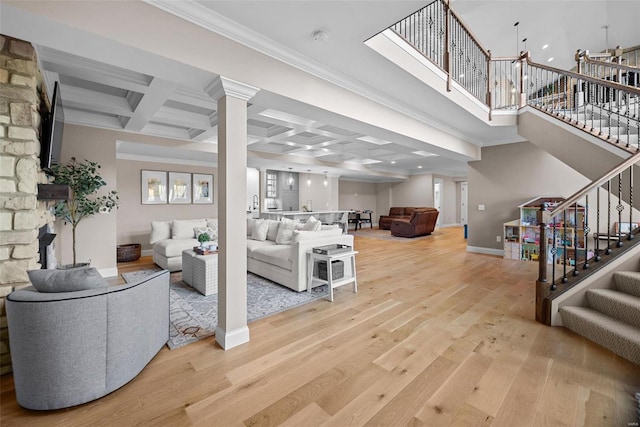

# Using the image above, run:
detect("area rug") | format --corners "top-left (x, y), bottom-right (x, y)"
top-left (122, 270), bottom-right (328, 349)
top-left (349, 228), bottom-right (437, 241)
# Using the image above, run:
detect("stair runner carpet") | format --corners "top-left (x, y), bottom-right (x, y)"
top-left (560, 271), bottom-right (640, 365)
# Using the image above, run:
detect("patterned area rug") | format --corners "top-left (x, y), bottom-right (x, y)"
top-left (122, 270), bottom-right (328, 349)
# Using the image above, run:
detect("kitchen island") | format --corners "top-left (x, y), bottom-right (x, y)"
top-left (260, 210), bottom-right (350, 233)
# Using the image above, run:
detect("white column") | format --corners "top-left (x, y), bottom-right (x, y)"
top-left (210, 76), bottom-right (259, 350)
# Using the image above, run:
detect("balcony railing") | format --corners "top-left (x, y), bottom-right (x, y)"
top-left (388, 0), bottom-right (640, 134)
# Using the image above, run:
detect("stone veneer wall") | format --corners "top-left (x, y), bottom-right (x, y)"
top-left (0, 35), bottom-right (54, 375)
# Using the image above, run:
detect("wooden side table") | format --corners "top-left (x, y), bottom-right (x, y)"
top-left (307, 249), bottom-right (358, 301)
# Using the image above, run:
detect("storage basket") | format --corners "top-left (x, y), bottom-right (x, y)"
top-left (117, 244), bottom-right (141, 263)
top-left (318, 260), bottom-right (344, 280)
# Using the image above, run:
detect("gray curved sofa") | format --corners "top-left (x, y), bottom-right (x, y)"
top-left (5, 270), bottom-right (170, 410)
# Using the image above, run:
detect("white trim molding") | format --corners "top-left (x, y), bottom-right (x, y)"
top-left (98, 267), bottom-right (119, 278)
top-left (207, 76), bottom-right (259, 102)
top-left (215, 325), bottom-right (250, 350)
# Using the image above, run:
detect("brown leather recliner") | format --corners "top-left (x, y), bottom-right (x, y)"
top-left (379, 207), bottom-right (428, 230)
top-left (390, 208), bottom-right (439, 238)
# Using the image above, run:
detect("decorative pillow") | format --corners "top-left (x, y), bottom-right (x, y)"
top-left (27, 267), bottom-right (108, 293)
top-left (247, 218), bottom-right (257, 237)
top-left (275, 220), bottom-right (297, 245)
top-left (206, 218), bottom-right (218, 230)
top-left (251, 219), bottom-right (269, 241)
top-left (265, 219), bottom-right (281, 241)
top-left (150, 220), bottom-right (171, 244)
top-left (302, 216), bottom-right (322, 231)
top-left (194, 226), bottom-right (216, 242)
top-left (172, 219), bottom-right (207, 239)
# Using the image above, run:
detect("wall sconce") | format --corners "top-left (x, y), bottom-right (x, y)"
top-left (307, 169), bottom-right (311, 187)
top-left (323, 171), bottom-right (328, 187)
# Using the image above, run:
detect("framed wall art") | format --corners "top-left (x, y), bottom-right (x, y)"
top-left (168, 172), bottom-right (192, 204)
top-left (193, 173), bottom-right (213, 204)
top-left (141, 170), bottom-right (167, 204)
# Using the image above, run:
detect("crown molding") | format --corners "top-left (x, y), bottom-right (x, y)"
top-left (116, 152), bottom-right (217, 167)
top-left (206, 76), bottom-right (259, 102)
top-left (143, 0), bottom-right (473, 142)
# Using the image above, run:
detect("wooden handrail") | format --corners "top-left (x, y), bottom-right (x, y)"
top-left (543, 151), bottom-right (640, 222)
top-left (523, 52), bottom-right (640, 96)
top-left (581, 50), bottom-right (640, 72)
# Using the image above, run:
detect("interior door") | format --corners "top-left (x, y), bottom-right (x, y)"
top-left (434, 178), bottom-right (443, 227)
top-left (461, 181), bottom-right (468, 225)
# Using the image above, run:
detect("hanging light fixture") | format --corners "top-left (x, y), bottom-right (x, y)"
top-left (307, 169), bottom-right (311, 187)
top-left (287, 168), bottom-right (294, 186)
top-left (323, 171), bottom-right (328, 187)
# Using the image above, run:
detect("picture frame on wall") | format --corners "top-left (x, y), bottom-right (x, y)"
top-left (141, 170), bottom-right (167, 204)
top-left (168, 172), bottom-right (192, 204)
top-left (193, 173), bottom-right (213, 204)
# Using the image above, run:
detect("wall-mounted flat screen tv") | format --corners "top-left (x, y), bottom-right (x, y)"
top-left (41, 81), bottom-right (64, 173)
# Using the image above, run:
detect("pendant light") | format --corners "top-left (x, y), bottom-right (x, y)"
top-left (323, 171), bottom-right (328, 187)
top-left (287, 168), bottom-right (294, 186)
top-left (307, 169), bottom-right (311, 187)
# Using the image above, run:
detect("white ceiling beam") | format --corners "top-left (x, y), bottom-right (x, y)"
top-left (61, 84), bottom-right (133, 117)
top-left (125, 78), bottom-right (179, 132)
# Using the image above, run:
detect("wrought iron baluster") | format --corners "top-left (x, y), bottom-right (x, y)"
top-left (562, 210), bottom-right (568, 282)
top-left (629, 165), bottom-right (634, 240)
top-left (617, 173), bottom-right (624, 247)
top-left (573, 202), bottom-right (579, 276)
top-left (595, 187), bottom-right (601, 261)
top-left (607, 180), bottom-right (612, 254)
top-left (583, 195), bottom-right (590, 269)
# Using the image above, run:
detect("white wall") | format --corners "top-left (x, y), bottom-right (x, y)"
top-left (299, 173), bottom-right (335, 211)
top-left (338, 180), bottom-right (378, 222)
top-left (116, 159), bottom-right (218, 252)
top-left (390, 174), bottom-right (434, 207)
top-left (57, 124), bottom-right (118, 276)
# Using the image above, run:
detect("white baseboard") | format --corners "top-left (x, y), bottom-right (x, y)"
top-left (99, 267), bottom-right (119, 278)
top-left (215, 325), bottom-right (250, 350)
top-left (141, 249), bottom-right (153, 257)
top-left (438, 223), bottom-right (463, 228)
top-left (466, 246), bottom-right (503, 257)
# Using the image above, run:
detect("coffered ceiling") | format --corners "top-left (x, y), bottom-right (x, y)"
top-left (6, 1), bottom-right (638, 182)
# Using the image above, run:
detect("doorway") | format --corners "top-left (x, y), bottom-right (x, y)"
top-left (434, 178), bottom-right (443, 227)
top-left (460, 181), bottom-right (468, 225)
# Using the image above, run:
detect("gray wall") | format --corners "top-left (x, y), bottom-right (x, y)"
top-left (467, 141), bottom-right (590, 251)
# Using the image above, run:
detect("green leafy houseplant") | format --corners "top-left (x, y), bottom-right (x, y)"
top-left (197, 232), bottom-right (211, 248)
top-left (51, 157), bottom-right (119, 267)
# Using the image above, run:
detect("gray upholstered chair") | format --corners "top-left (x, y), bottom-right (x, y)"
top-left (5, 270), bottom-right (170, 410)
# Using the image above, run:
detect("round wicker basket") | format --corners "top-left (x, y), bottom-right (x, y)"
top-left (117, 243), bottom-right (141, 263)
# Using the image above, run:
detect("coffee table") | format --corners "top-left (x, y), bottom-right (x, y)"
top-left (182, 249), bottom-right (218, 296)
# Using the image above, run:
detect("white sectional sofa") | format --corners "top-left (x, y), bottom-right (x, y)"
top-left (151, 218), bottom-right (217, 272)
top-left (150, 217), bottom-right (354, 292)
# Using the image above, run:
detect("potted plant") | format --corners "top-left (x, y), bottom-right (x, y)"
top-left (51, 157), bottom-right (119, 268)
top-left (197, 232), bottom-right (211, 249)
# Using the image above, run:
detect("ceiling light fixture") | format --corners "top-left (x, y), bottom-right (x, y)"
top-left (313, 30), bottom-right (329, 44)
top-left (287, 167), bottom-right (294, 186)
top-left (391, 160), bottom-right (396, 164)
top-left (522, 37), bottom-right (527, 52)
top-left (547, 57), bottom-right (554, 62)
top-left (542, 44), bottom-right (549, 50)
top-left (323, 171), bottom-right (328, 187)
top-left (513, 21), bottom-right (520, 55)
top-left (307, 169), bottom-right (311, 187)
top-left (601, 24), bottom-right (610, 53)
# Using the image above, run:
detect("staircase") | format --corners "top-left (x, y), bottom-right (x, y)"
top-left (560, 271), bottom-right (640, 365)
top-left (374, 0), bottom-right (640, 365)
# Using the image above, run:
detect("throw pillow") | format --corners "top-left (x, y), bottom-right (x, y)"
top-left (172, 219), bottom-right (207, 239)
top-left (265, 219), bottom-right (281, 241)
top-left (302, 216), bottom-right (322, 231)
top-left (206, 218), bottom-right (218, 230)
top-left (194, 226), bottom-right (216, 242)
top-left (247, 218), bottom-right (257, 237)
top-left (251, 219), bottom-right (269, 241)
top-left (150, 220), bottom-right (171, 244)
top-left (28, 267), bottom-right (108, 293)
top-left (275, 220), bottom-right (297, 245)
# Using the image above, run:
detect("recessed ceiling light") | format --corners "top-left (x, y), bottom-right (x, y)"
top-left (418, 165), bottom-right (423, 169)
top-left (391, 161), bottom-right (396, 164)
top-left (547, 57), bottom-right (554, 62)
top-left (542, 44), bottom-right (549, 50)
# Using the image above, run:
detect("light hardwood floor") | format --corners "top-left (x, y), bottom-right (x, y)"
top-left (1, 227), bottom-right (639, 426)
